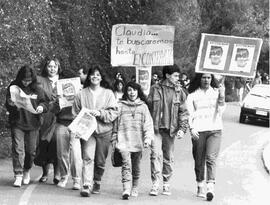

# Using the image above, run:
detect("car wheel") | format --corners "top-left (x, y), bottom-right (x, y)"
top-left (239, 112), bottom-right (246, 123)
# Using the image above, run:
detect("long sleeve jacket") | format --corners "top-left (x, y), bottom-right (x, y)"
top-left (186, 87), bottom-right (226, 132)
top-left (147, 79), bottom-right (189, 137)
top-left (72, 87), bottom-right (118, 135)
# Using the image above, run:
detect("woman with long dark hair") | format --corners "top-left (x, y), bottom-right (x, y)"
top-left (72, 65), bottom-right (118, 197)
top-left (187, 73), bottom-right (225, 201)
top-left (5, 65), bottom-right (48, 187)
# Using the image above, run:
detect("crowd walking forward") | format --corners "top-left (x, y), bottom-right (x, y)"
top-left (5, 65), bottom-right (49, 187)
top-left (72, 66), bottom-right (118, 197)
top-left (147, 64), bottom-right (189, 196)
top-left (111, 81), bottom-right (154, 200)
top-left (187, 73), bottom-right (226, 201)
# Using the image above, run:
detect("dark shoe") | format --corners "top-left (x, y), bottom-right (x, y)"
top-left (122, 189), bottom-right (130, 200)
top-left (80, 185), bottom-right (91, 197)
top-left (53, 178), bottom-right (60, 185)
top-left (206, 183), bottom-right (214, 201)
top-left (92, 183), bottom-right (100, 194)
top-left (39, 175), bottom-right (48, 183)
top-left (206, 191), bottom-right (214, 201)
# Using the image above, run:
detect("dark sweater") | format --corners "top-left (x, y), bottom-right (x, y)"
top-left (5, 82), bottom-right (49, 131)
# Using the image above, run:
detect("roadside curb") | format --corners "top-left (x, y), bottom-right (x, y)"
top-left (262, 141), bottom-right (270, 174)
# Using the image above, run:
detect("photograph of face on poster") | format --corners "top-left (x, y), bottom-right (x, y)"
top-left (136, 66), bottom-right (151, 96)
top-left (229, 44), bottom-right (255, 72)
top-left (203, 41), bottom-right (229, 70)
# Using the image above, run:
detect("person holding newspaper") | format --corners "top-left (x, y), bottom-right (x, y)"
top-left (187, 73), bottom-right (225, 201)
top-left (111, 81), bottom-right (154, 200)
top-left (53, 69), bottom-right (82, 190)
top-left (72, 65), bottom-right (118, 197)
top-left (5, 65), bottom-right (49, 187)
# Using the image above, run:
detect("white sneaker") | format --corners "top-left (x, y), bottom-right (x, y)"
top-left (13, 176), bottom-right (23, 187)
top-left (57, 177), bottom-right (68, 188)
top-left (72, 181), bottom-right (81, 190)
top-left (149, 183), bottom-right (159, 196)
top-left (162, 183), bottom-right (171, 196)
top-left (131, 187), bottom-right (138, 197)
top-left (23, 171), bottom-right (30, 185)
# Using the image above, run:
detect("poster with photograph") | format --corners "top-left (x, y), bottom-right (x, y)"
top-left (111, 24), bottom-right (175, 67)
top-left (10, 85), bottom-right (38, 114)
top-left (229, 44), bottom-right (255, 72)
top-left (203, 41), bottom-right (229, 70)
top-left (195, 33), bottom-right (262, 78)
top-left (136, 66), bottom-right (151, 96)
top-left (56, 77), bottom-right (81, 109)
top-left (68, 107), bottom-right (97, 141)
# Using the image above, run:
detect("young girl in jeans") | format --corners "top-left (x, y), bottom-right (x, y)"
top-left (187, 73), bottom-right (225, 201)
top-left (5, 65), bottom-right (48, 187)
top-left (72, 66), bottom-right (118, 197)
top-left (112, 82), bottom-right (154, 200)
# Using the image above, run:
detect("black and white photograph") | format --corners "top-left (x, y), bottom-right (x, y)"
top-left (0, 0), bottom-right (269, 205)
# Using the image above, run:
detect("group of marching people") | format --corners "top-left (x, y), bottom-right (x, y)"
top-left (5, 56), bottom-right (226, 202)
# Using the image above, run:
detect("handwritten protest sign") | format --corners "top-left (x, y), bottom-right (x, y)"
top-left (10, 85), bottom-right (38, 114)
top-left (56, 77), bottom-right (81, 109)
top-left (195, 33), bottom-right (263, 78)
top-left (68, 107), bottom-right (97, 141)
top-left (111, 24), bottom-right (175, 67)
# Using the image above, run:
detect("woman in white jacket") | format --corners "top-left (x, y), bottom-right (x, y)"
top-left (187, 73), bottom-right (225, 201)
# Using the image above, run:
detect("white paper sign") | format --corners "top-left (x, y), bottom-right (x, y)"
top-left (111, 24), bottom-right (175, 67)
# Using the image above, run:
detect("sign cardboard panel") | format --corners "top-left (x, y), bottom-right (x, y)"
top-left (111, 24), bottom-right (175, 67)
top-left (195, 33), bottom-right (263, 78)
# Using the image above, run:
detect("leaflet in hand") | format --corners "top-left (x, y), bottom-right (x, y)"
top-left (68, 107), bottom-right (97, 141)
top-left (10, 85), bottom-right (38, 114)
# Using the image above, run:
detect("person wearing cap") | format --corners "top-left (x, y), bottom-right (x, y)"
top-left (5, 65), bottom-right (49, 187)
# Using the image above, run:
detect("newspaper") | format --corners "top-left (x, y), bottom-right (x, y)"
top-left (9, 85), bottom-right (38, 114)
top-left (56, 77), bottom-right (81, 109)
top-left (68, 107), bottom-right (97, 141)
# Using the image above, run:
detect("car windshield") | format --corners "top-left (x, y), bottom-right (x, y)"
top-left (250, 86), bottom-right (270, 98)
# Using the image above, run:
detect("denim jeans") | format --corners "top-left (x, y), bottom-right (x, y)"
top-left (11, 127), bottom-right (39, 176)
top-left (150, 129), bottom-right (175, 185)
top-left (93, 131), bottom-right (112, 183)
top-left (192, 130), bottom-right (222, 183)
top-left (72, 131), bottom-right (111, 186)
top-left (55, 123), bottom-right (82, 182)
top-left (121, 151), bottom-right (142, 189)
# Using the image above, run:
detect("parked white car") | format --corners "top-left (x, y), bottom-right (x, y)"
top-left (239, 84), bottom-right (270, 125)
